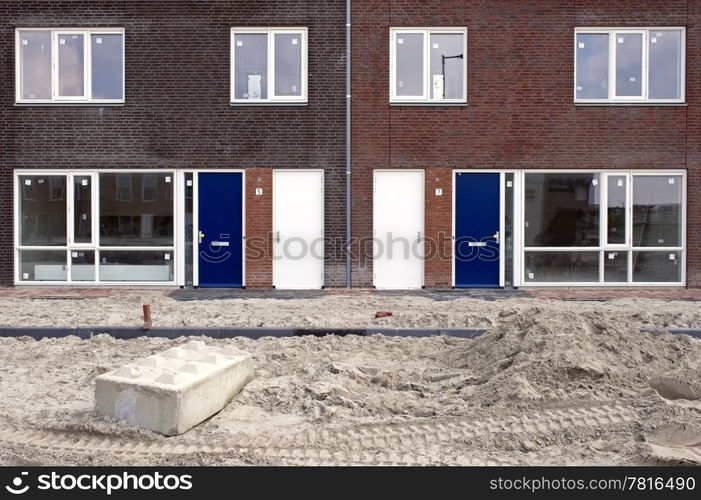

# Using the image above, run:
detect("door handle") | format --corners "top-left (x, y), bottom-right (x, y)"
top-left (198, 231), bottom-right (205, 244)
top-left (493, 231), bottom-right (500, 244)
top-left (275, 231), bottom-right (280, 243)
top-left (417, 231), bottom-right (422, 242)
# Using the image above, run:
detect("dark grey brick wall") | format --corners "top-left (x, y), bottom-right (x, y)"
top-left (0, 0), bottom-right (346, 286)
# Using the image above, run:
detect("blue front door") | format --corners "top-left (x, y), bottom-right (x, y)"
top-left (198, 173), bottom-right (243, 288)
top-left (454, 172), bottom-right (501, 288)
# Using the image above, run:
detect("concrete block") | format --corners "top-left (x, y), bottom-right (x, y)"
top-left (95, 341), bottom-right (253, 435)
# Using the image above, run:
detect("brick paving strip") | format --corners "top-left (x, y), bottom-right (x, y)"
top-left (2, 287), bottom-right (700, 301)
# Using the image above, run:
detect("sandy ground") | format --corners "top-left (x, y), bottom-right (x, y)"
top-left (0, 295), bottom-right (700, 466)
top-left (0, 292), bottom-right (701, 329)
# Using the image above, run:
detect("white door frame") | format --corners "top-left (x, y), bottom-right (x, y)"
top-left (272, 169), bottom-right (325, 289)
top-left (373, 169), bottom-right (425, 289)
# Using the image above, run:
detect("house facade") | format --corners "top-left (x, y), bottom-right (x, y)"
top-left (0, 0), bottom-right (698, 289)
top-left (351, 0), bottom-right (699, 289)
top-left (1, 0), bottom-right (346, 289)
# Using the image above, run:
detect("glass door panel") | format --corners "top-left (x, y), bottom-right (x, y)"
top-left (606, 174), bottom-right (628, 246)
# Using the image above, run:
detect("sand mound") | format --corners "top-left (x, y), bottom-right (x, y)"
top-left (444, 308), bottom-right (701, 406)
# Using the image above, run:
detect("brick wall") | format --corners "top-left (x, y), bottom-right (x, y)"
top-left (424, 167), bottom-right (452, 288)
top-left (0, 0), bottom-right (346, 287)
top-left (245, 168), bottom-right (272, 288)
top-left (686, 0), bottom-right (701, 287)
top-left (352, 0), bottom-right (699, 288)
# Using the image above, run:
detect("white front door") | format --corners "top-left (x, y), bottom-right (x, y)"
top-left (273, 170), bottom-right (324, 289)
top-left (373, 170), bottom-right (424, 289)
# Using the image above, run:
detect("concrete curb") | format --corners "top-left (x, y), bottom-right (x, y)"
top-left (0, 327), bottom-right (698, 341)
top-left (0, 326), bottom-right (488, 340)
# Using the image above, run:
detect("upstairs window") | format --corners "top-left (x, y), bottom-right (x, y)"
top-left (575, 27), bottom-right (685, 103)
top-left (390, 27), bottom-right (467, 104)
top-left (16, 28), bottom-right (125, 104)
top-left (231, 28), bottom-right (308, 104)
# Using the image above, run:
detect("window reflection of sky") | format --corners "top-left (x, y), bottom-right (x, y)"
top-left (576, 33), bottom-right (608, 99)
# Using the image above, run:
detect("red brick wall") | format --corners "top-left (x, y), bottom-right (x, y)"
top-left (352, 0), bottom-right (699, 287)
top-left (245, 169), bottom-right (273, 288)
top-left (686, 0), bottom-right (701, 287)
top-left (424, 168), bottom-right (452, 288)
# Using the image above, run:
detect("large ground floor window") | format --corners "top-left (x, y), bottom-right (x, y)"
top-left (15, 170), bottom-right (175, 284)
top-left (522, 170), bottom-right (685, 286)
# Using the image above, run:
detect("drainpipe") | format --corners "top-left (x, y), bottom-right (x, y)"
top-left (345, 0), bottom-right (352, 289)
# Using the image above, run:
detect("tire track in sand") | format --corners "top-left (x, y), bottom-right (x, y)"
top-left (0, 404), bottom-right (635, 465)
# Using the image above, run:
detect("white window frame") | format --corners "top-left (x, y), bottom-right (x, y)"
top-left (520, 169), bottom-right (686, 287)
top-left (14, 169), bottom-right (177, 286)
top-left (601, 172), bottom-right (630, 249)
top-left (390, 27), bottom-right (467, 104)
top-left (574, 27), bottom-right (685, 104)
top-left (54, 30), bottom-right (89, 101)
top-left (15, 27), bottom-right (125, 104)
top-left (68, 172), bottom-right (97, 248)
top-left (611, 29), bottom-right (647, 102)
top-left (230, 27), bottom-right (308, 104)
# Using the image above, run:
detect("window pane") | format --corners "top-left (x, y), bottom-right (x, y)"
top-left (19, 250), bottom-right (67, 281)
top-left (99, 173), bottom-right (174, 246)
top-left (576, 33), bottom-right (609, 99)
top-left (429, 33), bottom-right (464, 100)
top-left (607, 175), bottom-right (627, 244)
top-left (615, 33), bottom-right (642, 97)
top-left (58, 34), bottom-right (85, 97)
top-left (71, 250), bottom-right (95, 281)
top-left (396, 33), bottom-right (424, 96)
top-left (274, 33), bottom-right (302, 96)
top-left (234, 33), bottom-right (268, 100)
top-left (99, 251), bottom-right (174, 282)
top-left (73, 176), bottom-right (92, 244)
top-left (649, 30), bottom-right (682, 100)
top-left (604, 251), bottom-right (628, 283)
top-left (19, 175), bottom-right (67, 246)
top-left (525, 252), bottom-right (600, 283)
top-left (524, 173), bottom-right (600, 247)
top-left (19, 31), bottom-right (52, 100)
top-left (91, 33), bottom-right (123, 100)
top-left (633, 175), bottom-right (682, 247)
top-left (633, 251), bottom-right (681, 283)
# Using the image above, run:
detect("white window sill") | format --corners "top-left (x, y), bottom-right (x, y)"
top-left (230, 101), bottom-right (308, 107)
top-left (15, 102), bottom-right (125, 107)
top-left (390, 101), bottom-right (468, 107)
top-left (574, 102), bottom-right (686, 107)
